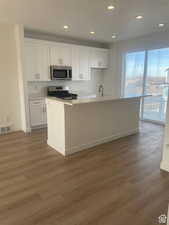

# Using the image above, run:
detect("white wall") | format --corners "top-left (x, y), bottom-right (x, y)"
top-left (15, 25), bottom-right (28, 132)
top-left (0, 23), bottom-right (22, 131)
top-left (104, 30), bottom-right (169, 97)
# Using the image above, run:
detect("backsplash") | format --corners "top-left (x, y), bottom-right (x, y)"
top-left (27, 70), bottom-right (104, 99)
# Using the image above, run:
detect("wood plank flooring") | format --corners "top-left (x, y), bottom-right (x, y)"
top-left (0, 122), bottom-right (168, 225)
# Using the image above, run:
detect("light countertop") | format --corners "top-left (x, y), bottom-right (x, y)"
top-left (46, 95), bottom-right (149, 106)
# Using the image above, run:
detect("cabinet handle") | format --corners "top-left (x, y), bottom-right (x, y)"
top-left (79, 73), bottom-right (83, 79)
top-left (43, 106), bottom-right (46, 113)
top-left (98, 61), bottom-right (102, 67)
top-left (58, 58), bottom-right (63, 65)
top-left (34, 73), bottom-right (40, 80)
top-left (31, 102), bottom-right (41, 105)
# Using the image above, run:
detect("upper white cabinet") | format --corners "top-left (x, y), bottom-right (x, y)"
top-left (72, 46), bottom-right (90, 81)
top-left (24, 38), bottom-right (109, 82)
top-left (90, 48), bottom-right (109, 69)
top-left (50, 43), bottom-right (72, 66)
top-left (24, 40), bottom-right (50, 81)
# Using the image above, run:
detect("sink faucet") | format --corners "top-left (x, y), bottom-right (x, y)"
top-left (98, 85), bottom-right (104, 97)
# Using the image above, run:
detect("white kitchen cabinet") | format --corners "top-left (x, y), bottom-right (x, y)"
top-left (24, 38), bottom-right (109, 83)
top-left (29, 100), bottom-right (47, 127)
top-left (50, 43), bottom-right (72, 66)
top-left (72, 46), bottom-right (90, 81)
top-left (90, 48), bottom-right (109, 69)
top-left (24, 40), bottom-right (50, 81)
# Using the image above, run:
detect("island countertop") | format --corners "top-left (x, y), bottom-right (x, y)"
top-left (46, 95), bottom-right (149, 106)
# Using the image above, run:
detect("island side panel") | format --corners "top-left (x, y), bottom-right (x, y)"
top-left (64, 104), bottom-right (72, 155)
top-left (46, 100), bottom-right (66, 155)
top-left (69, 98), bottom-right (140, 155)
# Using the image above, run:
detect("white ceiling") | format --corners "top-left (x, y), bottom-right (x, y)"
top-left (0, 0), bottom-right (169, 44)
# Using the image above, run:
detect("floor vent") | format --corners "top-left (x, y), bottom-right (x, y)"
top-left (0, 125), bottom-right (11, 135)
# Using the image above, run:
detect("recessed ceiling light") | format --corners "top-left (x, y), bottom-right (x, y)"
top-left (112, 34), bottom-right (117, 39)
top-left (159, 23), bottom-right (165, 27)
top-left (107, 5), bottom-right (115, 10)
top-left (136, 15), bottom-right (143, 20)
top-left (63, 25), bottom-right (69, 29)
top-left (90, 31), bottom-right (95, 34)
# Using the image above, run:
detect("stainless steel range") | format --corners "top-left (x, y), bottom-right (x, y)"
top-left (47, 86), bottom-right (78, 100)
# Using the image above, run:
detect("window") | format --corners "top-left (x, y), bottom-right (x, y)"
top-left (124, 48), bottom-right (169, 123)
top-left (124, 51), bottom-right (145, 97)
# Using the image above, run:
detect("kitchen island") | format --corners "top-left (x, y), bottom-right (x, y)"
top-left (46, 96), bottom-right (142, 156)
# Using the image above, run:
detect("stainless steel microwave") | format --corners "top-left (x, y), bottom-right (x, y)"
top-left (50, 66), bottom-right (72, 80)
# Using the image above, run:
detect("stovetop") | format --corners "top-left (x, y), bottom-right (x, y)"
top-left (47, 87), bottom-right (78, 100)
top-left (48, 92), bottom-right (78, 100)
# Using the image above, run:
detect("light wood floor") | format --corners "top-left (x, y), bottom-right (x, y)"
top-left (0, 122), bottom-right (168, 225)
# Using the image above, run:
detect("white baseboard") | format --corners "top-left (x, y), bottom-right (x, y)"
top-left (47, 140), bottom-right (66, 156)
top-left (24, 127), bottom-right (31, 133)
top-left (67, 128), bottom-right (139, 156)
top-left (160, 160), bottom-right (169, 172)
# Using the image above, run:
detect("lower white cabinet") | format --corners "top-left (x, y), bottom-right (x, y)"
top-left (29, 100), bottom-right (47, 127)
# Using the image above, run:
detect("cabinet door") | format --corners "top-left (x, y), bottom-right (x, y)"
top-left (72, 46), bottom-right (79, 80)
top-left (50, 44), bottom-right (72, 66)
top-left (99, 49), bottom-right (109, 68)
top-left (29, 100), bottom-right (47, 127)
top-left (38, 45), bottom-right (50, 81)
top-left (90, 48), bottom-right (98, 68)
top-left (79, 47), bottom-right (90, 80)
top-left (24, 41), bottom-right (50, 81)
top-left (25, 43), bottom-right (39, 81)
top-left (90, 48), bottom-right (108, 69)
top-left (43, 102), bottom-right (47, 125)
top-left (72, 46), bottom-right (90, 81)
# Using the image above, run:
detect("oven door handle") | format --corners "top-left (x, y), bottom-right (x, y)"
top-left (68, 69), bottom-right (72, 79)
top-left (68, 69), bottom-right (70, 79)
